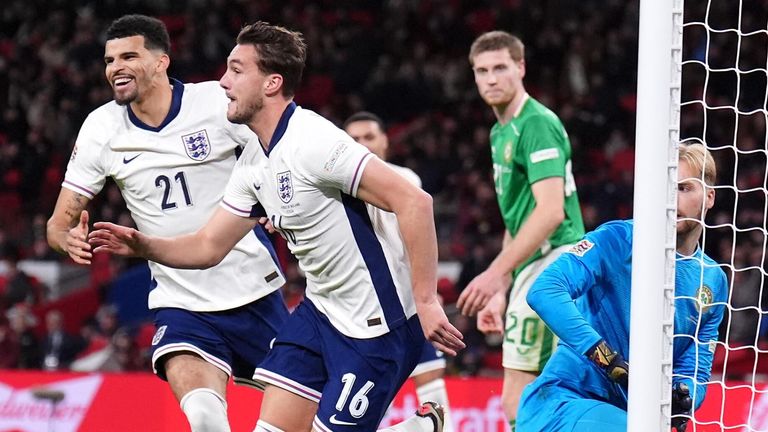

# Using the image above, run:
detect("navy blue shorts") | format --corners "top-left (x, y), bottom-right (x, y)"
top-left (255, 299), bottom-right (424, 431)
top-left (150, 289), bottom-right (289, 389)
top-left (410, 340), bottom-right (446, 377)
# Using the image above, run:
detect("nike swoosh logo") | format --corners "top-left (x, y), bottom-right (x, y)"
top-left (329, 415), bottom-right (357, 426)
top-left (123, 154), bottom-right (142, 164)
top-left (254, 183), bottom-right (262, 190)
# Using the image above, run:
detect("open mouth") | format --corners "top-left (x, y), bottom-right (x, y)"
top-left (113, 76), bottom-right (134, 88)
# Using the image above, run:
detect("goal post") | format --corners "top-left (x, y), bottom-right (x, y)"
top-left (628, 0), bottom-right (683, 431)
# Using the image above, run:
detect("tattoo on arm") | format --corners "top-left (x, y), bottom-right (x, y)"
top-left (63, 193), bottom-right (87, 227)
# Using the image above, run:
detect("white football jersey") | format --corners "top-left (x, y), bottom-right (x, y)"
top-left (63, 80), bottom-right (285, 311)
top-left (222, 104), bottom-right (417, 339)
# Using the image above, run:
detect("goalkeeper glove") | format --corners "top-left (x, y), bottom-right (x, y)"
top-left (671, 382), bottom-right (692, 432)
top-left (586, 339), bottom-right (629, 388)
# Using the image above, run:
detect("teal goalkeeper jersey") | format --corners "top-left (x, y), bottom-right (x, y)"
top-left (525, 220), bottom-right (727, 410)
top-left (490, 95), bottom-right (584, 275)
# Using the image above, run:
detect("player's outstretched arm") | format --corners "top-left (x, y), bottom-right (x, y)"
top-left (47, 188), bottom-right (93, 265)
top-left (356, 158), bottom-right (465, 355)
top-left (457, 177), bottom-right (566, 316)
top-left (90, 207), bottom-right (257, 269)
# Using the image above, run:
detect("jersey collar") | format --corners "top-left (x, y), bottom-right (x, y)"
top-left (263, 101), bottom-right (297, 157)
top-left (676, 245), bottom-right (703, 259)
top-left (512, 92), bottom-right (530, 118)
top-left (127, 78), bottom-right (184, 132)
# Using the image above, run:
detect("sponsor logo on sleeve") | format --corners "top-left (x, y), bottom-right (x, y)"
top-left (324, 141), bottom-right (348, 172)
top-left (567, 239), bottom-right (594, 257)
top-left (530, 148), bottom-right (560, 163)
top-left (70, 145), bottom-right (78, 162)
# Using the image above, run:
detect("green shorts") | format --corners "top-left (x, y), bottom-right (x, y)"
top-left (502, 244), bottom-right (573, 372)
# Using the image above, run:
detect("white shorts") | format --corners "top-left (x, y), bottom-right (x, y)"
top-left (502, 244), bottom-right (573, 371)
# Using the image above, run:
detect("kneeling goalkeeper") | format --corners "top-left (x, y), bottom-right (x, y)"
top-left (517, 141), bottom-right (727, 431)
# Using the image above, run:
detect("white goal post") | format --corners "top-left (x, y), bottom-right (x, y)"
top-left (629, 0), bottom-right (683, 431)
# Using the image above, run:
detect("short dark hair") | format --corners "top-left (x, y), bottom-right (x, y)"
top-left (343, 111), bottom-right (385, 131)
top-left (105, 14), bottom-right (171, 54)
top-left (236, 21), bottom-right (307, 97)
top-left (469, 31), bottom-right (525, 66)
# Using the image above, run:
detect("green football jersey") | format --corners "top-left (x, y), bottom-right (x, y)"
top-left (490, 95), bottom-right (585, 276)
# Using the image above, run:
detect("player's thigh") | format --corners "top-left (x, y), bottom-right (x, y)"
top-left (259, 384), bottom-right (317, 432)
top-left (164, 352), bottom-right (229, 402)
top-left (568, 400), bottom-right (627, 431)
top-left (410, 340), bottom-right (446, 387)
top-left (315, 317), bottom-right (423, 431)
top-left (502, 368), bottom-right (538, 398)
top-left (411, 368), bottom-right (445, 388)
top-left (502, 293), bottom-right (557, 371)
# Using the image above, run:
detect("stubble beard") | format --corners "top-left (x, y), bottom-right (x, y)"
top-left (228, 97), bottom-right (263, 124)
top-left (114, 87), bottom-right (138, 106)
top-left (676, 212), bottom-right (704, 248)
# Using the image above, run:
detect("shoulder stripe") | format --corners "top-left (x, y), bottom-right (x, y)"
top-left (221, 200), bottom-right (252, 217)
top-left (349, 152), bottom-right (374, 195)
top-left (62, 180), bottom-right (96, 199)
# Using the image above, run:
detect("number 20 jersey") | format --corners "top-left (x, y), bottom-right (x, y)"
top-left (63, 80), bottom-right (285, 312)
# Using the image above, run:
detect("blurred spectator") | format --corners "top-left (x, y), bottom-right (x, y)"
top-left (5, 304), bottom-right (40, 369)
top-left (41, 309), bottom-right (84, 370)
top-left (0, 315), bottom-right (19, 368)
top-left (94, 304), bottom-right (119, 338)
top-left (0, 243), bottom-right (43, 308)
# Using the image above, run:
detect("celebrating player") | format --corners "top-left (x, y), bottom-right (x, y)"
top-left (344, 111), bottom-right (456, 432)
top-left (89, 21), bottom-right (464, 432)
top-left (458, 30), bottom-right (585, 429)
top-left (516, 141), bottom-right (727, 431)
top-left (46, 15), bottom-right (288, 432)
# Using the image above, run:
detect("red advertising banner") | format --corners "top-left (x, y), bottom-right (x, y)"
top-left (0, 370), bottom-right (760, 431)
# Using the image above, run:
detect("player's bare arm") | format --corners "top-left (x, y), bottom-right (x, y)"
top-left (458, 176), bottom-right (566, 315)
top-left (47, 188), bottom-right (93, 265)
top-left (356, 157), bottom-right (465, 355)
top-left (90, 207), bottom-right (257, 269)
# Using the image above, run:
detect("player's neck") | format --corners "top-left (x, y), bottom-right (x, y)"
top-left (494, 89), bottom-right (527, 125)
top-left (250, 99), bottom-right (293, 152)
top-left (129, 79), bottom-right (173, 128)
top-left (676, 227), bottom-right (702, 256)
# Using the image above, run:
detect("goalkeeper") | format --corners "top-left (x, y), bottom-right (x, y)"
top-left (516, 141), bottom-right (727, 431)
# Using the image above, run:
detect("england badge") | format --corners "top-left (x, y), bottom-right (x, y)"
top-left (181, 130), bottom-right (211, 161)
top-left (277, 171), bottom-right (294, 203)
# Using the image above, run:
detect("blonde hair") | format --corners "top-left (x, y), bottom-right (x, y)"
top-left (469, 31), bottom-right (525, 65)
top-left (679, 140), bottom-right (717, 186)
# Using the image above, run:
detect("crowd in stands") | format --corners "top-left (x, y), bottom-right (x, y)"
top-left (0, 0), bottom-right (766, 377)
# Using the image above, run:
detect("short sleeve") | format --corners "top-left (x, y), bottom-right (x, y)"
top-left (221, 147), bottom-right (259, 218)
top-left (63, 113), bottom-right (110, 198)
top-left (520, 113), bottom-right (569, 184)
top-left (299, 134), bottom-right (373, 196)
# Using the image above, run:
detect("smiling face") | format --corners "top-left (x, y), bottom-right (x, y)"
top-left (219, 44), bottom-right (269, 124)
top-left (472, 48), bottom-right (525, 109)
top-left (677, 159), bottom-right (715, 236)
top-left (104, 35), bottom-right (167, 106)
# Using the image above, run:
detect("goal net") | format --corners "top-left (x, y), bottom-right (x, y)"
top-left (680, 1), bottom-right (768, 430)
top-left (631, 0), bottom-right (768, 431)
